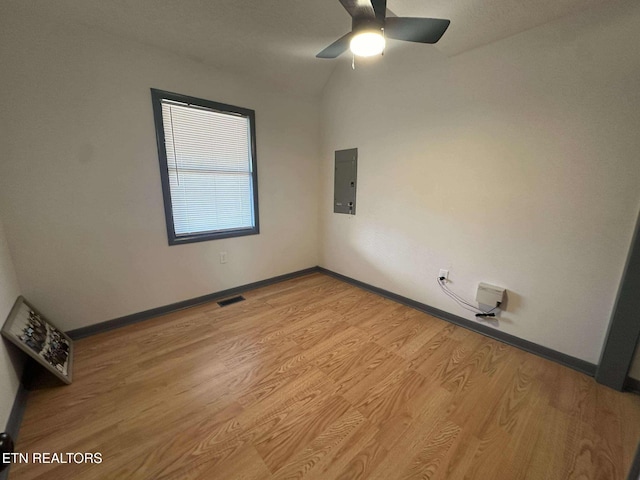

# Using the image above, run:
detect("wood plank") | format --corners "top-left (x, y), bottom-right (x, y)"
top-left (10, 273), bottom-right (640, 480)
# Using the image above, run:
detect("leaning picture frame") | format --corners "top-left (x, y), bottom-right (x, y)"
top-left (1, 296), bottom-right (73, 384)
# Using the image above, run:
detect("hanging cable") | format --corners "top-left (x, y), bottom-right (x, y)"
top-left (436, 276), bottom-right (500, 317)
top-left (437, 277), bottom-right (482, 311)
top-left (436, 277), bottom-right (484, 313)
top-left (438, 279), bottom-right (479, 309)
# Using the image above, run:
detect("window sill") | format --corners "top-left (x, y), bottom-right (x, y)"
top-left (168, 227), bottom-right (259, 246)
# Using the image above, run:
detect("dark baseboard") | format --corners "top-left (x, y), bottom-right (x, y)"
top-left (625, 376), bottom-right (640, 394)
top-left (1, 265), bottom-right (611, 479)
top-left (317, 267), bottom-right (597, 376)
top-left (628, 440), bottom-right (640, 480)
top-left (5, 385), bottom-right (28, 439)
top-left (65, 264), bottom-right (597, 376)
top-left (1, 383), bottom-right (29, 480)
top-left (67, 267), bottom-right (321, 340)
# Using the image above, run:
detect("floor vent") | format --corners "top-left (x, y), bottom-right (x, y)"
top-left (217, 295), bottom-right (245, 307)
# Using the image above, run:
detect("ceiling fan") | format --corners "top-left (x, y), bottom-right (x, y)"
top-left (317, 0), bottom-right (450, 59)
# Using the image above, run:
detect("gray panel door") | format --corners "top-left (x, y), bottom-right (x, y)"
top-left (596, 209), bottom-right (640, 390)
top-left (334, 148), bottom-right (357, 215)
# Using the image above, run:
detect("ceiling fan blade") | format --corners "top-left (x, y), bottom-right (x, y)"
top-left (385, 17), bottom-right (450, 44)
top-left (338, 0), bottom-right (375, 19)
top-left (371, 0), bottom-right (387, 22)
top-left (316, 32), bottom-right (353, 58)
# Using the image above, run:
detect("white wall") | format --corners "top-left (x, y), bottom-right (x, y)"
top-left (1, 2), bottom-right (639, 371)
top-left (319, 0), bottom-right (640, 364)
top-left (0, 217), bottom-right (22, 428)
top-left (0, 9), bottom-right (320, 331)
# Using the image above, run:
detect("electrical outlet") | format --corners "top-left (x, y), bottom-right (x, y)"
top-left (439, 269), bottom-right (449, 280)
top-left (219, 252), bottom-right (228, 264)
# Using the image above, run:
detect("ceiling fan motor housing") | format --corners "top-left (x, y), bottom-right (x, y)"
top-left (352, 17), bottom-right (384, 35)
top-left (316, 0), bottom-right (450, 59)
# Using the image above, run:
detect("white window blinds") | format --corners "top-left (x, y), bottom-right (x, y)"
top-left (161, 100), bottom-right (255, 236)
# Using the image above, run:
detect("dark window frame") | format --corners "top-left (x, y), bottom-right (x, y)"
top-left (150, 88), bottom-right (260, 245)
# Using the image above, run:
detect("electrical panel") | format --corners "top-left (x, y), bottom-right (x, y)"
top-left (334, 148), bottom-right (357, 215)
top-left (476, 282), bottom-right (505, 307)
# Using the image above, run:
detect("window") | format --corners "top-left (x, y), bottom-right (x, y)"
top-left (151, 89), bottom-right (259, 245)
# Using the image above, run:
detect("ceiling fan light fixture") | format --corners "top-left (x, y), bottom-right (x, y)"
top-left (349, 30), bottom-right (385, 57)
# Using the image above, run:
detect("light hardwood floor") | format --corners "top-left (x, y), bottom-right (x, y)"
top-left (10, 273), bottom-right (640, 479)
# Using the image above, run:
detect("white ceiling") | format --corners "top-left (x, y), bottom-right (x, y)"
top-left (5, 0), bottom-right (610, 96)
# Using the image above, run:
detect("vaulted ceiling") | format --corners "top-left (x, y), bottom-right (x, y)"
top-left (4, 0), bottom-right (610, 95)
